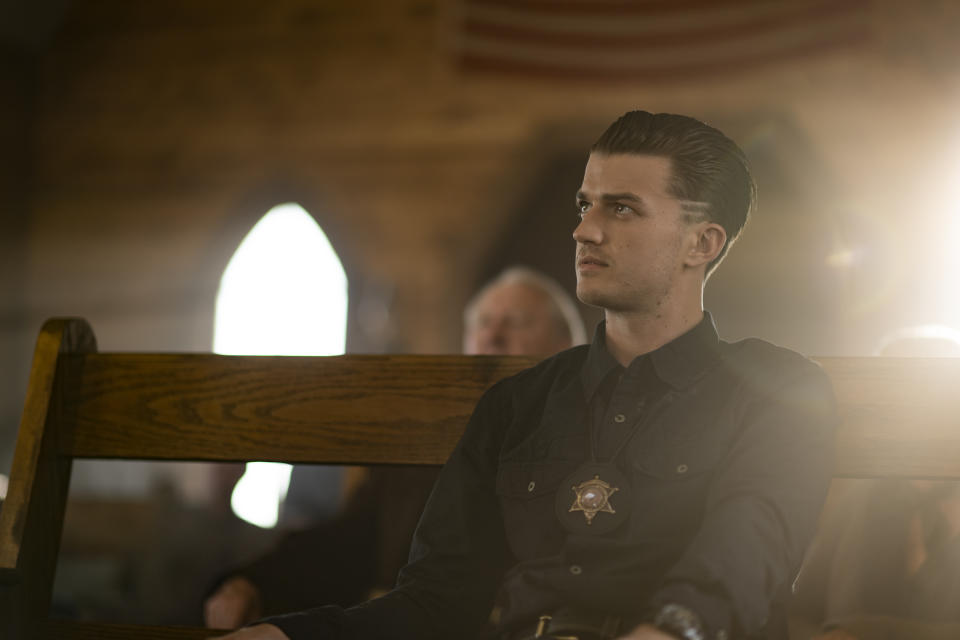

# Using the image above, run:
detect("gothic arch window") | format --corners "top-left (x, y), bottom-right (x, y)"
top-left (213, 202), bottom-right (348, 528)
top-left (214, 202), bottom-right (348, 356)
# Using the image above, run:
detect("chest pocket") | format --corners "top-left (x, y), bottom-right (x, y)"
top-left (633, 441), bottom-right (721, 480)
top-left (627, 442), bottom-right (727, 541)
top-left (496, 461), bottom-right (576, 560)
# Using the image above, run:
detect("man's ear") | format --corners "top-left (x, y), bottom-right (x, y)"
top-left (685, 222), bottom-right (726, 269)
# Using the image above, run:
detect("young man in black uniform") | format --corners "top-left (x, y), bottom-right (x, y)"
top-left (215, 111), bottom-right (838, 640)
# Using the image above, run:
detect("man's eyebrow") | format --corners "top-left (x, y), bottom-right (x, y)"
top-left (601, 192), bottom-right (643, 204)
top-left (575, 191), bottom-right (644, 204)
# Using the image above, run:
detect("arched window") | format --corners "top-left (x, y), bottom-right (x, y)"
top-left (214, 203), bottom-right (348, 356)
top-left (214, 203), bottom-right (348, 528)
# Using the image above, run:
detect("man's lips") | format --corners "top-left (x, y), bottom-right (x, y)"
top-left (577, 255), bottom-right (608, 269)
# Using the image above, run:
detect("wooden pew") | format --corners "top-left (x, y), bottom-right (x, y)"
top-left (2, 317), bottom-right (960, 639)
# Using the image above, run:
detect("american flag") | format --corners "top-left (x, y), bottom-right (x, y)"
top-left (453, 0), bottom-right (873, 81)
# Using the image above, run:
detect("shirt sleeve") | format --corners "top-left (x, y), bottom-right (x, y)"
top-left (647, 360), bottom-right (839, 638)
top-left (261, 379), bottom-right (515, 640)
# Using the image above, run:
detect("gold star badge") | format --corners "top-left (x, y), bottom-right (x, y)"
top-left (569, 475), bottom-right (618, 524)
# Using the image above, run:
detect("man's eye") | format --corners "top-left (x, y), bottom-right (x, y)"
top-left (576, 201), bottom-right (590, 215)
top-left (613, 204), bottom-right (633, 215)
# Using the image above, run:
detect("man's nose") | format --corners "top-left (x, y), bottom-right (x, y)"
top-left (485, 321), bottom-right (507, 343)
top-left (572, 210), bottom-right (602, 245)
top-left (474, 322), bottom-right (509, 354)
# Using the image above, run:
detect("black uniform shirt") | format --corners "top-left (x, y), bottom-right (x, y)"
top-left (266, 314), bottom-right (838, 640)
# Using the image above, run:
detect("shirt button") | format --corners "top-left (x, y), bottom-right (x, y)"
top-left (613, 413), bottom-right (626, 423)
top-left (676, 464), bottom-right (689, 474)
top-left (527, 481), bottom-right (536, 492)
top-left (569, 564), bottom-right (582, 575)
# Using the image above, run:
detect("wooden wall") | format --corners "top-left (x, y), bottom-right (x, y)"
top-left (3, 0), bottom-right (960, 477)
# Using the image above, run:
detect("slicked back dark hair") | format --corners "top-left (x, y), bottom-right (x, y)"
top-left (591, 110), bottom-right (756, 277)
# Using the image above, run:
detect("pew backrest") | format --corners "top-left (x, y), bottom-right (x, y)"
top-left (2, 318), bottom-right (960, 639)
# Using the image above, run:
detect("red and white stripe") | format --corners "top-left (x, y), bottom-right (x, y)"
top-left (454, 0), bottom-right (872, 81)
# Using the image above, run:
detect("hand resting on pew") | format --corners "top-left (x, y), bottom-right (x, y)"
top-left (204, 576), bottom-right (263, 630)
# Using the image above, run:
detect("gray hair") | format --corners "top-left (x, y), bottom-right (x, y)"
top-left (464, 266), bottom-right (588, 346)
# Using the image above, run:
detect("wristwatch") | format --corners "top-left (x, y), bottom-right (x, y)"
top-left (652, 603), bottom-right (707, 640)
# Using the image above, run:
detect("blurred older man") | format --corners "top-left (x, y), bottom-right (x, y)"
top-left (204, 266), bottom-right (585, 630)
top-left (464, 266), bottom-right (586, 357)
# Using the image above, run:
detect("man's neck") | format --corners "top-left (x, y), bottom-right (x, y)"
top-left (603, 304), bottom-right (704, 368)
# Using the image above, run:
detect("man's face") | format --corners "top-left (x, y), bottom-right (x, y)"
top-left (463, 282), bottom-right (570, 356)
top-left (574, 153), bottom-right (695, 314)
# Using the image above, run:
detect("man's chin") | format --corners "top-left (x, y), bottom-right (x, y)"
top-left (575, 286), bottom-right (609, 310)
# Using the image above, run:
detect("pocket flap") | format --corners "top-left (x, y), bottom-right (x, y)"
top-left (632, 444), bottom-right (722, 480)
top-left (496, 461), bottom-right (575, 499)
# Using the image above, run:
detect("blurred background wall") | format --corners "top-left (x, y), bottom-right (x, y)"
top-left (1, 0), bottom-right (960, 622)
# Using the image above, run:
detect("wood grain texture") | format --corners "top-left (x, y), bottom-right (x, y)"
top-left (0, 319), bottom-right (96, 568)
top-left (0, 319), bottom-right (96, 640)
top-left (819, 357), bottom-right (960, 478)
top-left (62, 353), bottom-right (537, 465)
top-left (55, 352), bottom-right (960, 478)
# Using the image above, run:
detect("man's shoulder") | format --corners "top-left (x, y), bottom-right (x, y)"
top-left (487, 344), bottom-right (590, 396)
top-left (467, 347), bottom-right (589, 443)
top-left (720, 337), bottom-right (832, 397)
top-left (518, 343), bottom-right (591, 380)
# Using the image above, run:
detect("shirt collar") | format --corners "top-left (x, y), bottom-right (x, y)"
top-left (581, 312), bottom-right (722, 401)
